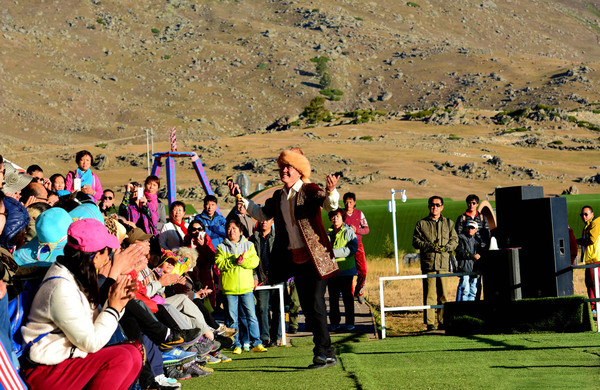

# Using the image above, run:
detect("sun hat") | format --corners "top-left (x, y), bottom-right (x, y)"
top-left (125, 227), bottom-right (152, 245)
top-left (13, 208), bottom-right (73, 267)
top-left (3, 163), bottom-right (33, 194)
top-left (105, 217), bottom-right (128, 244)
top-left (467, 220), bottom-right (479, 229)
top-left (69, 202), bottom-right (104, 223)
top-left (158, 248), bottom-right (196, 276)
top-left (67, 219), bottom-right (119, 253)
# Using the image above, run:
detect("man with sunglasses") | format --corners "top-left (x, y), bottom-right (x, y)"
top-left (577, 206), bottom-right (600, 313)
top-left (455, 194), bottom-right (490, 248)
top-left (99, 189), bottom-right (118, 217)
top-left (413, 196), bottom-right (458, 331)
top-left (455, 194), bottom-right (490, 301)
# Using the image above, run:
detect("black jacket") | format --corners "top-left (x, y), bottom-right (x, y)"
top-left (249, 229), bottom-right (275, 285)
top-left (455, 233), bottom-right (483, 273)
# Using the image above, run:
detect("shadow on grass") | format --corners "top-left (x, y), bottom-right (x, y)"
top-left (349, 344), bottom-right (600, 355)
top-left (490, 364), bottom-right (600, 369)
top-left (217, 366), bottom-right (312, 373)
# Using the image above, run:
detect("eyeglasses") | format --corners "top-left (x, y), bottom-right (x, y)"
top-left (429, 203), bottom-right (443, 208)
top-left (468, 201), bottom-right (478, 205)
top-left (189, 227), bottom-right (204, 232)
top-left (582, 213), bottom-right (590, 217)
top-left (102, 196), bottom-right (113, 200)
top-left (467, 226), bottom-right (477, 230)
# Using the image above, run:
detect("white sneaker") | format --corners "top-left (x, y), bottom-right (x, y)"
top-left (155, 374), bottom-right (181, 389)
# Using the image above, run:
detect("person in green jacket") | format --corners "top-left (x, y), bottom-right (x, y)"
top-left (412, 195), bottom-right (458, 331)
top-left (327, 209), bottom-right (358, 332)
top-left (215, 219), bottom-right (267, 354)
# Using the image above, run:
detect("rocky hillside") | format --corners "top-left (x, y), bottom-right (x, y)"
top-left (2, 0), bottom-right (600, 207)
top-left (2, 0), bottom-right (600, 145)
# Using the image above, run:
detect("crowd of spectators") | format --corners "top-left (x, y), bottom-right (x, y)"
top-left (0, 149), bottom-right (374, 388)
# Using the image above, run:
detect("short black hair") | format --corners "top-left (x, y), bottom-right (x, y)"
top-left (103, 189), bottom-right (114, 195)
top-left (75, 150), bottom-right (93, 164)
top-left (328, 208), bottom-right (345, 220)
top-left (170, 201), bottom-right (186, 213)
top-left (428, 195), bottom-right (443, 206)
top-left (466, 194), bottom-right (479, 204)
top-left (582, 205), bottom-right (594, 214)
top-left (343, 192), bottom-right (356, 202)
top-left (50, 173), bottom-right (65, 185)
top-left (225, 218), bottom-right (241, 230)
top-left (26, 164), bottom-right (43, 175)
top-left (204, 195), bottom-right (218, 205)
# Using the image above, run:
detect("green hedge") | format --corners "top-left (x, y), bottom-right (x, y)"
top-left (444, 296), bottom-right (595, 335)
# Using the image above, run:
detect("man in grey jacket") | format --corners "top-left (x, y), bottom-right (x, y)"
top-left (412, 196), bottom-right (458, 331)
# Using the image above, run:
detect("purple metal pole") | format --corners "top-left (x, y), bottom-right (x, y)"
top-left (165, 156), bottom-right (176, 207)
top-left (191, 153), bottom-right (220, 214)
top-left (151, 157), bottom-right (162, 177)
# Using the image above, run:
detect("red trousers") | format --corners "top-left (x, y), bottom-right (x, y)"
top-left (21, 344), bottom-right (142, 390)
top-left (585, 263), bottom-right (600, 311)
top-left (353, 243), bottom-right (367, 297)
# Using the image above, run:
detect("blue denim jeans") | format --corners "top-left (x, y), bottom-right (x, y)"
top-left (255, 287), bottom-right (282, 345)
top-left (456, 275), bottom-right (478, 302)
top-left (225, 293), bottom-right (261, 348)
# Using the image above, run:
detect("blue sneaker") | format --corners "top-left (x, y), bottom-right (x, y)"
top-left (163, 348), bottom-right (197, 367)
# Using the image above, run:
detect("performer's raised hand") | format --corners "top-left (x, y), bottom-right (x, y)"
top-left (326, 173), bottom-right (340, 192)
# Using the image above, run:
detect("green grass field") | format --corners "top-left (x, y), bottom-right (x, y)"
top-left (329, 194), bottom-right (600, 258)
top-left (184, 332), bottom-right (600, 389)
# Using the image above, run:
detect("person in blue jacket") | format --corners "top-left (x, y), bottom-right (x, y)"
top-left (194, 195), bottom-right (227, 248)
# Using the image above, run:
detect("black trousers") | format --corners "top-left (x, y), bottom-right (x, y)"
top-left (327, 275), bottom-right (355, 326)
top-left (294, 261), bottom-right (334, 358)
top-left (119, 300), bottom-right (168, 345)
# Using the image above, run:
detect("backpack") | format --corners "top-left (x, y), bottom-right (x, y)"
top-left (8, 277), bottom-right (66, 360)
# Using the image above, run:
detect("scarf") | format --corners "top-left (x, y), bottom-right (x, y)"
top-left (144, 192), bottom-right (158, 204)
top-left (75, 168), bottom-right (93, 187)
top-left (171, 219), bottom-right (187, 235)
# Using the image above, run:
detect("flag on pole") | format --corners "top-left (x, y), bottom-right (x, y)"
top-left (170, 127), bottom-right (177, 152)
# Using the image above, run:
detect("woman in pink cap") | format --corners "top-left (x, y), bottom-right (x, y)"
top-left (20, 219), bottom-right (146, 390)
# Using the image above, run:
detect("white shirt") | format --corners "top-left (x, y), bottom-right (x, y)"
top-left (244, 179), bottom-right (339, 249)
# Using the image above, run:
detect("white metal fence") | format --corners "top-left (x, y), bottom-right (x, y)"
top-left (254, 283), bottom-right (287, 345)
top-left (379, 266), bottom-right (600, 339)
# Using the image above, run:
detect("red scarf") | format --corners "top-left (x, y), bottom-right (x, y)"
top-left (172, 219), bottom-right (187, 235)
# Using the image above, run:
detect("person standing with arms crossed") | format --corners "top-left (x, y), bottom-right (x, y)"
top-left (412, 196), bottom-right (458, 331)
top-left (228, 147), bottom-right (340, 369)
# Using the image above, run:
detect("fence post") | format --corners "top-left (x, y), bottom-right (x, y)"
top-left (389, 189), bottom-right (399, 274)
top-left (380, 277), bottom-right (386, 339)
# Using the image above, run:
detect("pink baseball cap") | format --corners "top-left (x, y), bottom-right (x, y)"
top-left (67, 219), bottom-right (120, 253)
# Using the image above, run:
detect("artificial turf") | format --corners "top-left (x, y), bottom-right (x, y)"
top-left (185, 332), bottom-right (600, 389)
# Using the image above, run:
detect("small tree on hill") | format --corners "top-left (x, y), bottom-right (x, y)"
top-left (303, 96), bottom-right (330, 124)
top-left (319, 72), bottom-right (332, 89)
top-left (310, 56), bottom-right (330, 77)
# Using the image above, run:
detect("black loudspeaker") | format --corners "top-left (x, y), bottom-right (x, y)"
top-left (482, 248), bottom-right (522, 302)
top-left (495, 186), bottom-right (544, 248)
top-left (518, 197), bottom-right (573, 298)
